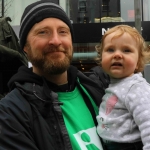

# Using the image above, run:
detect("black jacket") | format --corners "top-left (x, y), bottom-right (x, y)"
top-left (0, 65), bottom-right (109, 150)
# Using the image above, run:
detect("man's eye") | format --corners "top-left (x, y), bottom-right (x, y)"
top-left (60, 30), bottom-right (66, 33)
top-left (38, 30), bottom-right (49, 35)
top-left (60, 30), bottom-right (68, 34)
top-left (59, 28), bottom-right (70, 34)
top-left (38, 31), bottom-right (45, 34)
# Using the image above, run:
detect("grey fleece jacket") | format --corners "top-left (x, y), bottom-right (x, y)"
top-left (97, 73), bottom-right (150, 150)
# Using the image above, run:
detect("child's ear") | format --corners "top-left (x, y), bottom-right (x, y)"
top-left (135, 65), bottom-right (138, 70)
top-left (135, 63), bottom-right (139, 72)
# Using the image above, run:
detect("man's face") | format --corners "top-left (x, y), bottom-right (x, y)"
top-left (24, 18), bottom-right (73, 76)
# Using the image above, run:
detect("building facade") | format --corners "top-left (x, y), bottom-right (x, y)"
top-left (0, 0), bottom-right (150, 96)
top-left (1, 0), bottom-right (150, 71)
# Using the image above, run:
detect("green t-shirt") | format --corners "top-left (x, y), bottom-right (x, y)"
top-left (57, 87), bottom-right (103, 150)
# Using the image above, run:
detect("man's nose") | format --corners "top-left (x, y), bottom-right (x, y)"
top-left (48, 32), bottom-right (61, 46)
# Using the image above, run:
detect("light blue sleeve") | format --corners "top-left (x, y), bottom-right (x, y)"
top-left (125, 81), bottom-right (150, 150)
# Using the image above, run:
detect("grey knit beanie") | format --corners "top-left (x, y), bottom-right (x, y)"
top-left (19, 1), bottom-right (74, 51)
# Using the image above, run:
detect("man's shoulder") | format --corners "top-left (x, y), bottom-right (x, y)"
top-left (84, 66), bottom-right (110, 89)
top-left (0, 88), bottom-right (31, 114)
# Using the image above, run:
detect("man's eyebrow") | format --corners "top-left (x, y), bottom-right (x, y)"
top-left (59, 26), bottom-right (70, 31)
top-left (33, 26), bottom-right (49, 32)
top-left (58, 25), bottom-right (70, 29)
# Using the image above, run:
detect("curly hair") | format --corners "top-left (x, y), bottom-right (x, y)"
top-left (95, 24), bottom-right (148, 73)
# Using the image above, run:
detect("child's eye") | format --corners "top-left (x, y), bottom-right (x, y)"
top-left (124, 49), bottom-right (131, 53)
top-left (107, 48), bottom-right (114, 52)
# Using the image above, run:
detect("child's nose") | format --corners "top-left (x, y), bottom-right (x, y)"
top-left (113, 51), bottom-right (122, 59)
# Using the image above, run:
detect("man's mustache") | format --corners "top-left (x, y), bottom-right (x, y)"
top-left (43, 47), bottom-right (65, 54)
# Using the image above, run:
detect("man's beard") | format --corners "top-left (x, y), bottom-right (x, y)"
top-left (27, 45), bottom-right (73, 75)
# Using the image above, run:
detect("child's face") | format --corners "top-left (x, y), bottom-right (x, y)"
top-left (101, 32), bottom-right (139, 79)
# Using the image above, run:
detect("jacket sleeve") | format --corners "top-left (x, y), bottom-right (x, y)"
top-left (0, 89), bottom-right (39, 150)
top-left (125, 82), bottom-right (150, 150)
top-left (88, 66), bottom-right (110, 89)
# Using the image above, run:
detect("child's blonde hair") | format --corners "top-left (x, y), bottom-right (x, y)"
top-left (95, 25), bottom-right (148, 73)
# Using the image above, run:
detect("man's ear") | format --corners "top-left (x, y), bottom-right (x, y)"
top-left (23, 44), bottom-right (28, 54)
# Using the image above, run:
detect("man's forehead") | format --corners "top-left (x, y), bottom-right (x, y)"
top-left (31, 18), bottom-right (70, 30)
